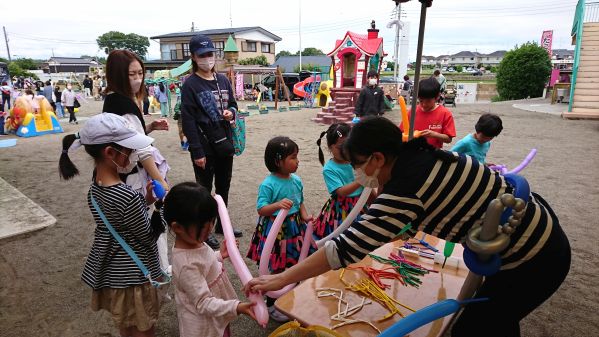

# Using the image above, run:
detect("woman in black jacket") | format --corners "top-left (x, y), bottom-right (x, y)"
top-left (181, 34), bottom-right (243, 247)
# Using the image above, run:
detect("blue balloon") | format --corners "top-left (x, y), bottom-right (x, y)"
top-left (152, 180), bottom-right (166, 200)
top-left (378, 299), bottom-right (461, 337)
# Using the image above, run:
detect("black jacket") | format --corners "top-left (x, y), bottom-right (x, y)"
top-left (103, 93), bottom-right (147, 134)
top-left (181, 73), bottom-right (238, 159)
top-left (355, 85), bottom-right (385, 117)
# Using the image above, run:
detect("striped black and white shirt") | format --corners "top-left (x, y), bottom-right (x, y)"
top-left (82, 183), bottom-right (162, 289)
top-left (328, 150), bottom-right (556, 271)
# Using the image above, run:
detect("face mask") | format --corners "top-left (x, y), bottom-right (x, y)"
top-left (67, 85), bottom-right (72, 90)
top-left (196, 56), bottom-right (215, 72)
top-left (130, 79), bottom-right (142, 94)
top-left (368, 78), bottom-right (377, 86)
top-left (354, 155), bottom-right (380, 188)
top-left (111, 148), bottom-right (136, 174)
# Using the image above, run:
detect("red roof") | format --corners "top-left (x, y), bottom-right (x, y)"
top-left (328, 31), bottom-right (383, 56)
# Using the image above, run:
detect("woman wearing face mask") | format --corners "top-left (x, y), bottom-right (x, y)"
top-left (62, 83), bottom-right (78, 124)
top-left (246, 116), bottom-right (571, 337)
top-left (354, 70), bottom-right (385, 118)
top-left (102, 50), bottom-right (171, 270)
top-left (181, 34), bottom-right (243, 250)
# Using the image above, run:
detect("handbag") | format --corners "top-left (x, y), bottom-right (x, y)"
top-left (89, 192), bottom-right (171, 288)
top-left (74, 98), bottom-right (81, 108)
top-left (231, 114), bottom-right (246, 156)
top-left (197, 121), bottom-right (235, 157)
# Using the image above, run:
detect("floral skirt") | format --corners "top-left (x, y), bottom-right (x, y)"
top-left (312, 194), bottom-right (367, 240)
top-left (247, 213), bottom-right (314, 274)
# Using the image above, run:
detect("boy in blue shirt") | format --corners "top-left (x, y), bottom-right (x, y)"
top-left (451, 113), bottom-right (503, 164)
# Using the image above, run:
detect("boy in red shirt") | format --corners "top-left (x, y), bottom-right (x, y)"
top-left (400, 77), bottom-right (456, 148)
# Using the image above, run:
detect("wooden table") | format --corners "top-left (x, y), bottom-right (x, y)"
top-left (276, 233), bottom-right (468, 337)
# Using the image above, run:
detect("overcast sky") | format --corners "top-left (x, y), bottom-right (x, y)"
top-left (0, 0), bottom-right (577, 62)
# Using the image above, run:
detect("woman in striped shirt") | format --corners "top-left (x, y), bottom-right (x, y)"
top-left (246, 117), bottom-right (570, 337)
top-left (59, 113), bottom-right (165, 337)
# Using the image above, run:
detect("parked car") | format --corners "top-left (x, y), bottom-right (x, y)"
top-left (261, 71), bottom-right (311, 100)
top-left (472, 70), bottom-right (484, 76)
top-left (447, 67), bottom-right (456, 72)
top-left (379, 76), bottom-right (402, 84)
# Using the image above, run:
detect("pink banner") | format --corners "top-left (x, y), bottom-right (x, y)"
top-left (541, 30), bottom-right (553, 58)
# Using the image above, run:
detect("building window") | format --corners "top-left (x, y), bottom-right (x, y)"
top-left (214, 41), bottom-right (225, 59)
top-left (261, 43), bottom-right (271, 53)
top-left (243, 41), bottom-right (257, 52)
top-left (470, 57), bottom-right (474, 60)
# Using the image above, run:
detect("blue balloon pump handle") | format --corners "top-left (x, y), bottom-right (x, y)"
top-left (378, 298), bottom-right (489, 337)
top-left (152, 180), bottom-right (167, 200)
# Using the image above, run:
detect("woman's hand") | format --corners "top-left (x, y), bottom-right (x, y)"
top-left (151, 118), bottom-right (169, 131)
top-left (223, 110), bottom-right (234, 121)
top-left (194, 157), bottom-right (207, 169)
top-left (243, 274), bottom-right (287, 294)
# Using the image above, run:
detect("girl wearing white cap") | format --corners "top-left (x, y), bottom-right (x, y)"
top-left (59, 113), bottom-right (167, 337)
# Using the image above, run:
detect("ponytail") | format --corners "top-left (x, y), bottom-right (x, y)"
top-left (316, 131), bottom-right (327, 166)
top-left (59, 134), bottom-right (80, 180)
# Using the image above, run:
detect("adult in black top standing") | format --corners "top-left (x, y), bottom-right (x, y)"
top-left (181, 34), bottom-right (243, 248)
top-left (355, 70), bottom-right (385, 117)
top-left (82, 74), bottom-right (93, 98)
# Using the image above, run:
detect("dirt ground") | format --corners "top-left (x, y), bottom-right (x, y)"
top-left (0, 98), bottom-right (598, 337)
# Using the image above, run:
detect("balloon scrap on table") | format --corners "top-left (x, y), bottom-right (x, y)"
top-left (214, 195), bottom-right (269, 327)
top-left (259, 208), bottom-right (316, 298)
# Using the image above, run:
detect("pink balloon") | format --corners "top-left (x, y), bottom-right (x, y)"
top-left (258, 210), bottom-right (315, 298)
top-left (214, 195), bottom-right (269, 327)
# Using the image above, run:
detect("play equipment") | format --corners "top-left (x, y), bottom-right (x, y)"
top-left (214, 194), bottom-right (269, 327)
top-left (10, 96), bottom-right (63, 137)
top-left (259, 208), bottom-right (315, 298)
top-left (293, 74), bottom-right (333, 108)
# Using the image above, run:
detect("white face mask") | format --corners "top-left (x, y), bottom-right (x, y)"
top-left (67, 85), bottom-right (72, 90)
top-left (354, 155), bottom-right (380, 188)
top-left (196, 56), bottom-right (215, 72)
top-left (111, 148), bottom-right (137, 174)
top-left (130, 79), bottom-right (142, 94)
top-left (368, 78), bottom-right (377, 86)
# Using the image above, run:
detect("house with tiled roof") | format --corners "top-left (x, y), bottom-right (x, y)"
top-left (147, 26), bottom-right (282, 71)
top-left (41, 57), bottom-right (100, 73)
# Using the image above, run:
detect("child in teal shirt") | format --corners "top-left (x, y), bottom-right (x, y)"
top-left (451, 113), bottom-right (503, 164)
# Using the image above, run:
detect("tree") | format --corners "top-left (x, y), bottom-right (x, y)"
top-left (238, 55), bottom-right (269, 66)
top-left (298, 47), bottom-right (325, 56)
top-left (275, 50), bottom-right (292, 60)
top-left (386, 61), bottom-right (395, 71)
top-left (455, 65), bottom-right (463, 73)
top-left (8, 63), bottom-right (37, 79)
top-left (13, 58), bottom-right (39, 70)
top-left (96, 31), bottom-right (150, 59)
top-left (496, 42), bottom-right (551, 100)
top-left (293, 63), bottom-right (321, 73)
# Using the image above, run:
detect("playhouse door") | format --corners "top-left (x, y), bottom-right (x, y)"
top-left (342, 53), bottom-right (356, 87)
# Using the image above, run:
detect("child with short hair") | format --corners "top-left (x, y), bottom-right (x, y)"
top-left (313, 123), bottom-right (367, 239)
top-left (246, 136), bottom-right (314, 322)
top-left (59, 113), bottom-right (165, 337)
top-left (451, 113), bottom-right (503, 164)
top-left (158, 182), bottom-right (256, 337)
top-left (400, 77), bottom-right (456, 149)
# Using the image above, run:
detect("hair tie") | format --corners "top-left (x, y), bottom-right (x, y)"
top-left (62, 149), bottom-right (68, 154)
top-left (336, 130), bottom-right (343, 138)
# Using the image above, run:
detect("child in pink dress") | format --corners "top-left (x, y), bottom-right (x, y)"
top-left (161, 182), bottom-right (256, 337)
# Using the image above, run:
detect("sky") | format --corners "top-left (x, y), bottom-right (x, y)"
top-left (0, 0), bottom-right (578, 62)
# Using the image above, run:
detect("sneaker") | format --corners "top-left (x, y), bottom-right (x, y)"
top-left (182, 141), bottom-right (189, 151)
top-left (205, 233), bottom-right (220, 250)
top-left (268, 306), bottom-right (290, 323)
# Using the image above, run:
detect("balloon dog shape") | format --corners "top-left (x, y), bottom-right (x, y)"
top-left (489, 149), bottom-right (537, 175)
top-left (214, 195), bottom-right (269, 327)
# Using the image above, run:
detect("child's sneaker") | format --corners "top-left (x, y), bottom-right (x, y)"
top-left (181, 141), bottom-right (189, 151)
top-left (268, 305), bottom-right (290, 323)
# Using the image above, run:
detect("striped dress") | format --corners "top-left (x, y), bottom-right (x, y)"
top-left (82, 183), bottom-right (162, 289)
top-left (328, 151), bottom-right (556, 271)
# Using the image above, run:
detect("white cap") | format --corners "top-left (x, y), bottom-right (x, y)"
top-left (79, 113), bottom-right (154, 150)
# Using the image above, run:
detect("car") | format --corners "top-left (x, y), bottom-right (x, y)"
top-left (261, 71), bottom-right (312, 100)
top-left (472, 70), bottom-right (484, 76)
top-left (442, 67), bottom-right (448, 71)
top-left (379, 76), bottom-right (402, 84)
top-left (447, 67), bottom-right (456, 72)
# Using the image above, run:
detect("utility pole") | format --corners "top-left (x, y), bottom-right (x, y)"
top-left (393, 2), bottom-right (401, 84)
top-left (298, 0), bottom-right (302, 72)
top-left (3, 26), bottom-right (11, 62)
